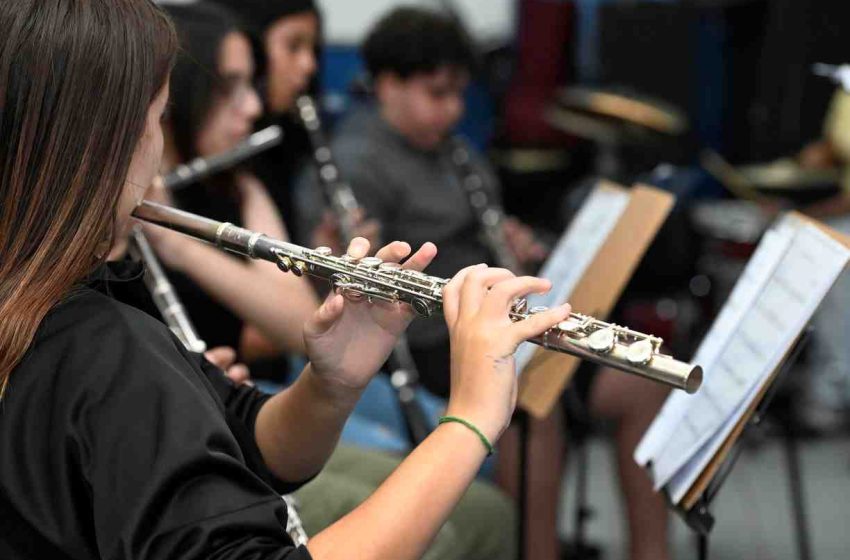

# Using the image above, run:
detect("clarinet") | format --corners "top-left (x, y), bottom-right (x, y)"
top-left (295, 96), bottom-right (361, 241)
top-left (132, 200), bottom-right (704, 394)
top-left (129, 226), bottom-right (310, 546)
top-left (449, 138), bottom-right (523, 273)
top-left (282, 495), bottom-right (310, 547)
top-left (164, 125), bottom-right (283, 191)
top-left (296, 95), bottom-right (433, 444)
top-left (129, 227), bottom-right (207, 354)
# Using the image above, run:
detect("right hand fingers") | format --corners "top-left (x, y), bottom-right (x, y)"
top-left (459, 267), bottom-right (515, 319)
top-left (484, 276), bottom-right (552, 315)
top-left (509, 302), bottom-right (572, 344)
top-left (443, 264), bottom-right (487, 326)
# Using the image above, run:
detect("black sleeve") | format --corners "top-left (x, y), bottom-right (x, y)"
top-left (198, 356), bottom-right (318, 495)
top-left (78, 317), bottom-right (313, 560)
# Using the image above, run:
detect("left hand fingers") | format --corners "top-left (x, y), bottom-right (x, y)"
top-left (345, 237), bottom-right (371, 259)
top-left (374, 240), bottom-right (411, 263)
top-left (400, 242), bottom-right (438, 272)
top-left (306, 293), bottom-right (346, 336)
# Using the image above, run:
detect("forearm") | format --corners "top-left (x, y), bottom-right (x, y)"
top-left (177, 240), bottom-right (318, 354)
top-left (254, 364), bottom-right (362, 481)
top-left (307, 423), bottom-right (489, 560)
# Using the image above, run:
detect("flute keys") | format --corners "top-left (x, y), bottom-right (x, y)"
top-left (314, 246), bottom-right (333, 256)
top-left (379, 262), bottom-right (402, 271)
top-left (292, 261), bottom-right (308, 277)
top-left (359, 257), bottom-right (383, 268)
top-left (277, 256), bottom-right (293, 273)
top-left (588, 327), bottom-right (616, 353)
top-left (626, 339), bottom-right (655, 365)
top-left (512, 298), bottom-right (529, 314)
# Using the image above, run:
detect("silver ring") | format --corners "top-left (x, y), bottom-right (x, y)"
top-left (247, 232), bottom-right (263, 258)
top-left (215, 222), bottom-right (232, 247)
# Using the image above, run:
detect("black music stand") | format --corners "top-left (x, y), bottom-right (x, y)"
top-left (664, 327), bottom-right (814, 560)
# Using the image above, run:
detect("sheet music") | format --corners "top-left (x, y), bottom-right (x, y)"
top-left (666, 223), bottom-right (849, 502)
top-left (635, 220), bottom-right (849, 497)
top-left (515, 185), bottom-right (631, 373)
top-left (635, 217), bottom-right (799, 466)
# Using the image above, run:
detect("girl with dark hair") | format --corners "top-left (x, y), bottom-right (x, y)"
top-left (212, 0), bottom-right (379, 247)
top-left (0, 1), bottom-right (570, 559)
top-left (154, 5), bottom-right (517, 559)
top-left (151, 1), bottom-right (319, 361)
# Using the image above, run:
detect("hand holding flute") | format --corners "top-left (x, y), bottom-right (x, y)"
top-left (133, 201), bottom-right (703, 393)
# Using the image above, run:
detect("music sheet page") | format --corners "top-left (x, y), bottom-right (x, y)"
top-left (634, 219), bottom-right (850, 500)
top-left (634, 220), bottom-right (797, 467)
top-left (514, 185), bottom-right (630, 372)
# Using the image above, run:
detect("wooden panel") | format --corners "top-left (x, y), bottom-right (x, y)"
top-left (519, 183), bottom-right (675, 418)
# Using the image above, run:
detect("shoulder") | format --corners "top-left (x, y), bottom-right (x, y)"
top-left (28, 287), bottom-right (199, 396)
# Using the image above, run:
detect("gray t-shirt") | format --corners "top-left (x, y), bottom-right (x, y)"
top-left (296, 104), bottom-right (500, 348)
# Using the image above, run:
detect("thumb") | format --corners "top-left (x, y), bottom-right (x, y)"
top-left (305, 293), bottom-right (345, 336)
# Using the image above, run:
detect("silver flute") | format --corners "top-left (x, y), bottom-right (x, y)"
top-left (133, 201), bottom-right (703, 393)
top-left (164, 125), bottom-right (284, 191)
top-left (130, 226), bottom-right (310, 546)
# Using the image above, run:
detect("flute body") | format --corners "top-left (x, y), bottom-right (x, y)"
top-left (133, 201), bottom-right (703, 394)
top-left (164, 126), bottom-right (284, 191)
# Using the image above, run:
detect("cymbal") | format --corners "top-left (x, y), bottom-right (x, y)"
top-left (735, 159), bottom-right (840, 191)
top-left (702, 150), bottom-right (840, 199)
top-left (547, 87), bottom-right (689, 142)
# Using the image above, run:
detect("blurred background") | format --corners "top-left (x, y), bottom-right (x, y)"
top-left (158, 0), bottom-right (850, 557)
top-left (313, 1), bottom-right (850, 557)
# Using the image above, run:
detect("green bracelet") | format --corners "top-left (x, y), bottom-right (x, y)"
top-left (438, 416), bottom-right (494, 456)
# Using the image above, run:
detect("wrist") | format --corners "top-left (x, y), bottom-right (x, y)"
top-left (438, 415), bottom-right (494, 456)
top-left (302, 364), bottom-right (364, 411)
top-left (435, 421), bottom-right (492, 460)
top-left (443, 404), bottom-right (505, 446)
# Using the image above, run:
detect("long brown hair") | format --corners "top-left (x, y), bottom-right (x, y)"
top-left (0, 0), bottom-right (177, 395)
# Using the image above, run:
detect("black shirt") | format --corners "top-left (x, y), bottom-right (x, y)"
top-left (0, 262), bottom-right (312, 559)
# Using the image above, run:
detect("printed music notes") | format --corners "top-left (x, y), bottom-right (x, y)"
top-left (636, 214), bottom-right (850, 506)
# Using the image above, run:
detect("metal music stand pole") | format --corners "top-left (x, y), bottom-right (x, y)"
top-left (669, 327), bottom-right (814, 560)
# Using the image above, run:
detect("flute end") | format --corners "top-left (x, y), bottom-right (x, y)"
top-left (684, 365), bottom-right (703, 394)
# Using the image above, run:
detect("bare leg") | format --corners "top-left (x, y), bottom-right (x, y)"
top-left (589, 368), bottom-right (670, 560)
top-left (496, 409), bottom-right (565, 560)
